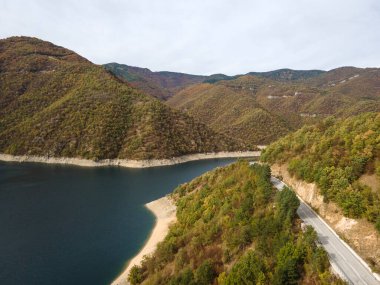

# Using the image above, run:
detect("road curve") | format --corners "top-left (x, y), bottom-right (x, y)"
top-left (270, 176), bottom-right (380, 285)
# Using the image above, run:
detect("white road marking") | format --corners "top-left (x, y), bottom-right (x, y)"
top-left (269, 175), bottom-right (380, 285)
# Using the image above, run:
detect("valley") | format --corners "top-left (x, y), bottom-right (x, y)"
top-left (107, 62), bottom-right (380, 145)
top-left (1, 35), bottom-right (380, 285)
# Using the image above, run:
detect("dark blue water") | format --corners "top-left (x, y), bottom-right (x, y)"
top-left (0, 158), bottom-right (236, 285)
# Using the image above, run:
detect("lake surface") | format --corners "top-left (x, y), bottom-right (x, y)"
top-left (0, 158), bottom-right (237, 285)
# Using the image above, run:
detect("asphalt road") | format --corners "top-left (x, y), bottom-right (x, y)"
top-left (270, 176), bottom-right (380, 285)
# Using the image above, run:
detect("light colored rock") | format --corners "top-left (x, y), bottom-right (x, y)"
top-left (336, 217), bottom-right (358, 232)
top-left (0, 151), bottom-right (260, 169)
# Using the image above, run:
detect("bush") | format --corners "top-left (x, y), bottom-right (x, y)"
top-left (276, 187), bottom-right (300, 221)
top-left (195, 259), bottom-right (216, 285)
top-left (128, 265), bottom-right (143, 285)
top-left (376, 216), bottom-right (380, 233)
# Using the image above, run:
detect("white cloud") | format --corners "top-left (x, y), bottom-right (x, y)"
top-left (1, 0), bottom-right (379, 75)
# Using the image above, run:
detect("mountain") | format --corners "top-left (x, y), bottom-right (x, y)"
top-left (202, 73), bottom-right (239, 83)
top-left (167, 77), bottom-right (291, 145)
top-left (104, 64), bottom-right (326, 99)
top-left (0, 36), bottom-right (249, 160)
top-left (168, 67), bottom-right (380, 145)
top-left (307, 66), bottom-right (365, 87)
top-left (128, 161), bottom-right (343, 284)
top-left (253, 66), bottom-right (380, 126)
top-left (104, 63), bottom-right (207, 100)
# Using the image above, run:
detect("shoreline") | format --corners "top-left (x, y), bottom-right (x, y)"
top-left (111, 196), bottom-right (177, 285)
top-left (0, 151), bottom-right (260, 168)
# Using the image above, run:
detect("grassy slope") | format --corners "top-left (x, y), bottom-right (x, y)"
top-left (0, 37), bottom-right (249, 160)
top-left (128, 161), bottom-right (343, 285)
top-left (261, 113), bottom-right (380, 232)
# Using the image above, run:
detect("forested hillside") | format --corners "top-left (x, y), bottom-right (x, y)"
top-left (105, 61), bottom-right (380, 147)
top-left (261, 113), bottom-right (380, 232)
top-left (168, 68), bottom-right (380, 145)
top-left (167, 80), bottom-right (291, 144)
top-left (128, 161), bottom-right (343, 285)
top-left (0, 37), bottom-right (249, 160)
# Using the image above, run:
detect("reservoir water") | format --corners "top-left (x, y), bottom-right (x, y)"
top-left (0, 158), bottom-right (236, 285)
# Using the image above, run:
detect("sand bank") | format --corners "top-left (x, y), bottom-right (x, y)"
top-left (111, 196), bottom-right (177, 285)
top-left (0, 151), bottom-right (260, 168)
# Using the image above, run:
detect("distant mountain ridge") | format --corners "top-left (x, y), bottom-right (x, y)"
top-left (104, 63), bottom-right (328, 99)
top-left (0, 36), bottom-right (249, 160)
top-left (247, 68), bottom-right (325, 81)
top-left (104, 63), bottom-right (207, 100)
top-left (105, 61), bottom-right (380, 146)
top-left (167, 67), bottom-right (380, 144)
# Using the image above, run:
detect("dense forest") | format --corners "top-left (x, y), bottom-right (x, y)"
top-left (128, 161), bottom-right (343, 284)
top-left (261, 113), bottom-right (380, 233)
top-left (0, 37), bottom-right (250, 160)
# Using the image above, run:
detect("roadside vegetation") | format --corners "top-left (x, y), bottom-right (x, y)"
top-left (261, 113), bottom-right (380, 232)
top-left (128, 161), bottom-right (344, 284)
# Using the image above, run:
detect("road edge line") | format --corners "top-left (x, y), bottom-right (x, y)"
top-left (295, 192), bottom-right (380, 282)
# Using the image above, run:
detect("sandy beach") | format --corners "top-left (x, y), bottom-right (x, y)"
top-left (0, 151), bottom-right (260, 169)
top-left (111, 197), bottom-right (177, 285)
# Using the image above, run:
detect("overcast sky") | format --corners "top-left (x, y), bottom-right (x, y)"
top-left (1, 0), bottom-right (380, 75)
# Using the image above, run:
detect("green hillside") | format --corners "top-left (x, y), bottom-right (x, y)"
top-left (0, 37), bottom-right (249, 160)
top-left (128, 161), bottom-right (343, 285)
top-left (261, 113), bottom-right (380, 232)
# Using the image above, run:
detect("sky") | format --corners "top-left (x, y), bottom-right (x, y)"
top-left (1, 0), bottom-right (380, 75)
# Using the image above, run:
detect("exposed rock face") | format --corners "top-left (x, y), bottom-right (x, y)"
top-left (271, 163), bottom-right (380, 271)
